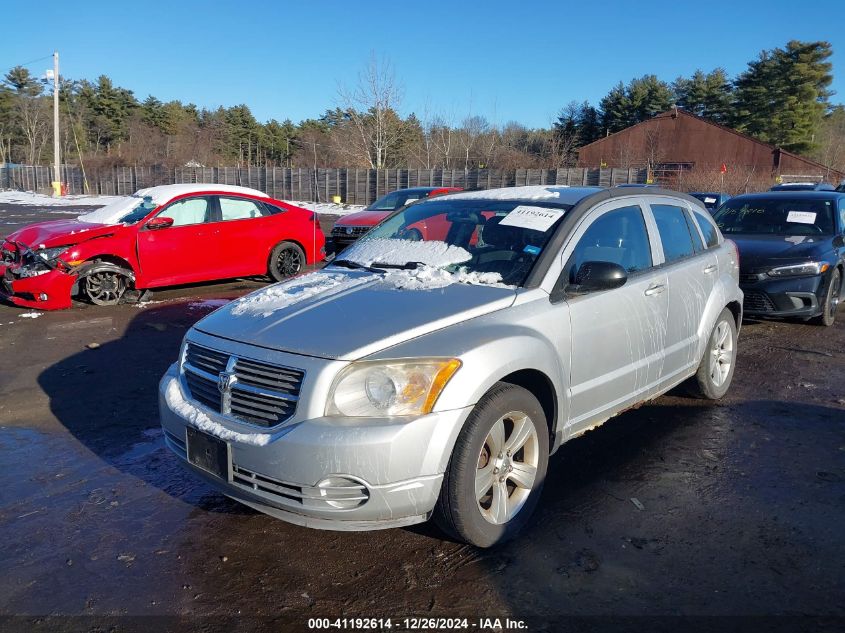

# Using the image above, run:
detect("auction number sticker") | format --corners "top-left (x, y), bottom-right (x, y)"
top-left (786, 211), bottom-right (817, 224)
top-left (500, 205), bottom-right (564, 231)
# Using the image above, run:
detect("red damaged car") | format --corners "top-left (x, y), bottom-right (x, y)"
top-left (0, 184), bottom-right (325, 310)
top-left (331, 186), bottom-right (461, 249)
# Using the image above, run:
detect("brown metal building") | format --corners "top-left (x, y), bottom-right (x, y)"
top-left (577, 109), bottom-right (844, 182)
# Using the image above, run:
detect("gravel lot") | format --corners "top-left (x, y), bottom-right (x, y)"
top-left (0, 202), bottom-right (843, 632)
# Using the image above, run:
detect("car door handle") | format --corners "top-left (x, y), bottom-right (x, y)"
top-left (703, 264), bottom-right (717, 274)
top-left (644, 283), bottom-right (666, 296)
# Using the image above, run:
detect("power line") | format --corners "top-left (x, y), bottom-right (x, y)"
top-left (0, 54), bottom-right (54, 79)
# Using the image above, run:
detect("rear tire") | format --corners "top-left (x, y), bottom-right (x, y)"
top-left (689, 307), bottom-right (737, 399)
top-left (812, 268), bottom-right (840, 327)
top-left (268, 242), bottom-right (305, 282)
top-left (434, 382), bottom-right (549, 548)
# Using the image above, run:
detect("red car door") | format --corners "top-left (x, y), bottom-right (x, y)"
top-left (204, 195), bottom-right (279, 278)
top-left (136, 195), bottom-right (217, 287)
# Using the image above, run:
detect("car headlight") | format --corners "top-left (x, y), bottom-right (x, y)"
top-left (35, 246), bottom-right (69, 262)
top-left (767, 262), bottom-right (829, 277)
top-left (326, 358), bottom-right (461, 417)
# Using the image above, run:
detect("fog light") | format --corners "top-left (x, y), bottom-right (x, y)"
top-left (314, 476), bottom-right (369, 509)
top-left (38, 293), bottom-right (48, 301)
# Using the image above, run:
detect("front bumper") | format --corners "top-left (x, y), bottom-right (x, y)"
top-left (740, 272), bottom-right (824, 318)
top-left (158, 364), bottom-right (471, 530)
top-left (0, 264), bottom-right (75, 310)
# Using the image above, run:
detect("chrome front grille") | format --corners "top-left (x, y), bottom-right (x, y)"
top-left (331, 225), bottom-right (369, 239)
top-left (182, 342), bottom-right (304, 427)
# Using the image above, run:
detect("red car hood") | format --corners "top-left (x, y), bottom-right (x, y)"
top-left (4, 219), bottom-right (118, 248)
top-left (335, 210), bottom-right (391, 227)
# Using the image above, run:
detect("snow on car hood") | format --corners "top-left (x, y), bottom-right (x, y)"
top-left (194, 269), bottom-right (516, 360)
top-left (4, 218), bottom-right (116, 248)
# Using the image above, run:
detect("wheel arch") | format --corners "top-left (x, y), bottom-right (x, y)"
top-left (498, 369), bottom-right (558, 449)
top-left (725, 299), bottom-right (742, 328)
top-left (268, 238), bottom-right (308, 265)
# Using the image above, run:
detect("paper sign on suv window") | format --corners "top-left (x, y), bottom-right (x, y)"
top-left (500, 206), bottom-right (564, 231)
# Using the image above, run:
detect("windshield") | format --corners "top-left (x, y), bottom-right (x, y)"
top-left (78, 194), bottom-right (158, 225)
top-left (366, 190), bottom-right (425, 211)
top-left (714, 197), bottom-right (836, 236)
top-left (336, 198), bottom-right (571, 286)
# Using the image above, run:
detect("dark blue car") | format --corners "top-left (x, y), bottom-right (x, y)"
top-left (689, 192), bottom-right (731, 213)
top-left (713, 192), bottom-right (845, 326)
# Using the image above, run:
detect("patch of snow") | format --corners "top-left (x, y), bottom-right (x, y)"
top-left (284, 200), bottom-right (365, 216)
top-left (0, 190), bottom-right (122, 207)
top-left (381, 265), bottom-right (507, 290)
top-left (230, 271), bottom-right (372, 317)
top-left (445, 186), bottom-right (567, 201)
top-left (342, 238), bottom-right (472, 268)
top-left (163, 375), bottom-right (271, 446)
top-left (19, 312), bottom-right (43, 319)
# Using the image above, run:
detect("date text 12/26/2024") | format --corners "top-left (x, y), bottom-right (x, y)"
top-left (307, 617), bottom-right (528, 630)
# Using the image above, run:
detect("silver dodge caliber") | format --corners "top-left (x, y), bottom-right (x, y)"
top-left (159, 185), bottom-right (743, 547)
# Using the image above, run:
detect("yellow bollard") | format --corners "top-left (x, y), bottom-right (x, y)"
top-left (331, 195), bottom-right (342, 204)
top-left (52, 181), bottom-right (63, 197)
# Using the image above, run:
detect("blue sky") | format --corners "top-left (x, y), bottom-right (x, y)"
top-left (2, 0), bottom-right (843, 128)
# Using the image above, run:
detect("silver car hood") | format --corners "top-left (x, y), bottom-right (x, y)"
top-left (193, 271), bottom-right (516, 360)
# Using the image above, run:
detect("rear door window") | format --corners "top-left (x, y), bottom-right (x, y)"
top-left (651, 204), bottom-right (697, 263)
top-left (218, 197), bottom-right (268, 221)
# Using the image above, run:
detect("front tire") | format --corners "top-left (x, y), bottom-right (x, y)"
top-left (79, 263), bottom-right (130, 306)
top-left (689, 307), bottom-right (737, 399)
top-left (435, 382), bottom-right (549, 548)
top-left (813, 268), bottom-right (841, 327)
top-left (268, 242), bottom-right (305, 282)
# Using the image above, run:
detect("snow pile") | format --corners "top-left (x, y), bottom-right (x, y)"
top-left (447, 186), bottom-right (566, 201)
top-left (164, 375), bottom-right (271, 446)
top-left (230, 272), bottom-right (371, 317)
top-left (188, 298), bottom-right (232, 311)
top-left (0, 190), bottom-right (123, 207)
top-left (19, 312), bottom-right (43, 319)
top-left (343, 238), bottom-right (472, 268)
top-left (381, 265), bottom-right (506, 290)
top-left (284, 200), bottom-right (365, 216)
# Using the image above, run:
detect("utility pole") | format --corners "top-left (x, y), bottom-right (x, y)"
top-left (52, 51), bottom-right (61, 196)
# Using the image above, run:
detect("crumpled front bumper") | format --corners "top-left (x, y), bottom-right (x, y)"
top-left (158, 364), bottom-right (471, 531)
top-left (0, 263), bottom-right (75, 310)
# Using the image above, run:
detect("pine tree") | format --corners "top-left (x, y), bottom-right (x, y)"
top-left (673, 69), bottom-right (732, 122)
top-left (732, 40), bottom-right (833, 153)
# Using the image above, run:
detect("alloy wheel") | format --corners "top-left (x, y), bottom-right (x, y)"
top-left (709, 319), bottom-right (733, 387)
top-left (276, 248), bottom-right (302, 277)
top-left (84, 271), bottom-right (126, 305)
top-left (475, 411), bottom-right (540, 525)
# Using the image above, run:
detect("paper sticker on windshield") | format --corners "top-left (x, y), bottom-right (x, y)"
top-left (704, 197), bottom-right (716, 204)
top-left (786, 211), bottom-right (817, 224)
top-left (500, 206), bottom-right (564, 231)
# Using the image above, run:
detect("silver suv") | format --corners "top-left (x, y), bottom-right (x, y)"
top-left (159, 186), bottom-right (743, 547)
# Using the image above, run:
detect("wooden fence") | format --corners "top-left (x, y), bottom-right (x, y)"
top-left (0, 165), bottom-right (648, 204)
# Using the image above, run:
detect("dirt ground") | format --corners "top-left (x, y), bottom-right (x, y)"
top-left (0, 202), bottom-right (843, 632)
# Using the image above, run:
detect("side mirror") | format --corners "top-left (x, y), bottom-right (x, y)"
top-left (146, 216), bottom-right (174, 230)
top-left (569, 261), bottom-right (628, 295)
top-left (833, 235), bottom-right (845, 248)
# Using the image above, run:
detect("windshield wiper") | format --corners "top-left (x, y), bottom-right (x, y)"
top-left (370, 261), bottom-right (423, 270)
top-left (330, 259), bottom-right (383, 273)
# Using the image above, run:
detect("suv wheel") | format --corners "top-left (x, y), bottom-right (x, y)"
top-left (813, 268), bottom-right (841, 327)
top-left (435, 382), bottom-right (549, 547)
top-left (690, 307), bottom-right (737, 399)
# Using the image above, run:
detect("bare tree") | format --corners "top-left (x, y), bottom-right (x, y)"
top-left (337, 54), bottom-right (406, 169)
top-left (16, 96), bottom-right (50, 164)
